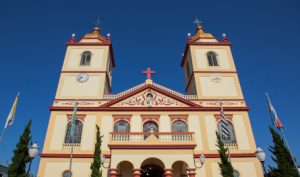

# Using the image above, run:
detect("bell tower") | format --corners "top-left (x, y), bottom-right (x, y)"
top-left (55, 26), bottom-right (115, 100)
top-left (181, 25), bottom-right (244, 100)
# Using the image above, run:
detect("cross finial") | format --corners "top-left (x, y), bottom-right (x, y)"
top-left (143, 68), bottom-right (155, 80)
top-left (194, 17), bottom-right (201, 27)
top-left (94, 17), bottom-right (102, 27)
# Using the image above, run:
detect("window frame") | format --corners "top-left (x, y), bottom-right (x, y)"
top-left (62, 171), bottom-right (72, 177)
top-left (79, 51), bottom-right (92, 66)
top-left (171, 120), bottom-right (189, 132)
top-left (113, 120), bottom-right (130, 132)
top-left (206, 51), bottom-right (219, 67)
top-left (217, 120), bottom-right (237, 144)
top-left (64, 120), bottom-right (83, 144)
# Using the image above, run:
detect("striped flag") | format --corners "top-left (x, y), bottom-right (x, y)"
top-left (220, 100), bottom-right (230, 137)
top-left (266, 93), bottom-right (283, 130)
top-left (70, 100), bottom-right (78, 136)
top-left (4, 93), bottom-right (20, 128)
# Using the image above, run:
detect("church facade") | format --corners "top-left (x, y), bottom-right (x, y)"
top-left (37, 25), bottom-right (264, 177)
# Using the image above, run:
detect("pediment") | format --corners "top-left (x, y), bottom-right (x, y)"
top-left (111, 88), bottom-right (189, 107)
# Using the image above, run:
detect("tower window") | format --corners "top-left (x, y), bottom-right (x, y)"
top-left (62, 171), bottom-right (72, 177)
top-left (217, 121), bottom-right (236, 144)
top-left (186, 62), bottom-right (191, 78)
top-left (233, 170), bottom-right (240, 177)
top-left (64, 120), bottom-right (83, 144)
top-left (114, 120), bottom-right (130, 132)
top-left (207, 52), bottom-right (219, 66)
top-left (80, 51), bottom-right (91, 65)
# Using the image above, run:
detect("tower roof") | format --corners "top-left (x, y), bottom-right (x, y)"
top-left (191, 26), bottom-right (214, 40)
top-left (81, 27), bottom-right (107, 42)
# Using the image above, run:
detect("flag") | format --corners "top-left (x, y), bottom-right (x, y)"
top-left (266, 93), bottom-right (283, 130)
top-left (220, 100), bottom-right (230, 137)
top-left (4, 93), bottom-right (20, 128)
top-left (70, 100), bottom-right (78, 136)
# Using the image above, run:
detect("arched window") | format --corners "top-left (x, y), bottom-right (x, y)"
top-left (207, 52), bottom-right (219, 66)
top-left (186, 62), bottom-right (191, 78)
top-left (172, 120), bottom-right (188, 132)
top-left (80, 51), bottom-right (91, 65)
top-left (217, 121), bottom-right (236, 144)
top-left (233, 170), bottom-right (240, 177)
top-left (143, 121), bottom-right (158, 139)
top-left (64, 120), bottom-right (83, 144)
top-left (62, 171), bottom-right (72, 177)
top-left (114, 121), bottom-right (130, 132)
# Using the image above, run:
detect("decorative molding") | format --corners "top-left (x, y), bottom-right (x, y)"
top-left (194, 153), bottom-right (256, 158)
top-left (214, 114), bottom-right (233, 122)
top-left (141, 114), bottom-right (160, 122)
top-left (39, 153), bottom-right (110, 158)
top-left (112, 115), bottom-right (132, 122)
top-left (107, 144), bottom-right (197, 149)
top-left (109, 132), bottom-right (194, 134)
top-left (49, 106), bottom-right (251, 111)
top-left (66, 114), bottom-right (86, 122)
top-left (187, 168), bottom-right (196, 171)
top-left (60, 71), bottom-right (107, 73)
top-left (164, 168), bottom-right (173, 171)
top-left (169, 114), bottom-right (188, 122)
top-left (109, 168), bottom-right (118, 171)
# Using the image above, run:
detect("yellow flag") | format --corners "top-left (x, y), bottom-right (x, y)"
top-left (5, 93), bottom-right (19, 128)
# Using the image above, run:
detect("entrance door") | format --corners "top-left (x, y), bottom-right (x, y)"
top-left (141, 164), bottom-right (164, 177)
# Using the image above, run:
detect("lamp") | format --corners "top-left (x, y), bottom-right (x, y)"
top-left (255, 146), bottom-right (267, 177)
top-left (72, 33), bottom-right (75, 37)
top-left (107, 33), bottom-right (110, 37)
top-left (187, 33), bottom-right (191, 37)
top-left (101, 153), bottom-right (109, 168)
top-left (222, 33), bottom-right (226, 37)
top-left (194, 153), bottom-right (205, 168)
top-left (26, 143), bottom-right (40, 177)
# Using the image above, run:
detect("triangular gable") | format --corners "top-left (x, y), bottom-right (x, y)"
top-left (101, 84), bottom-right (200, 107)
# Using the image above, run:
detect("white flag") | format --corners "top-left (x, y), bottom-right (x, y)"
top-left (4, 93), bottom-right (19, 129)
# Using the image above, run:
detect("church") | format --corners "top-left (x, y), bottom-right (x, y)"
top-left (37, 23), bottom-right (264, 177)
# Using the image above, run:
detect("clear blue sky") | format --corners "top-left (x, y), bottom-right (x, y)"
top-left (0, 0), bottom-right (300, 175)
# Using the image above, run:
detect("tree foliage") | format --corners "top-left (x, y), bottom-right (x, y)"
top-left (268, 126), bottom-right (298, 177)
top-left (90, 125), bottom-right (104, 177)
top-left (216, 131), bottom-right (234, 177)
top-left (7, 119), bottom-right (32, 177)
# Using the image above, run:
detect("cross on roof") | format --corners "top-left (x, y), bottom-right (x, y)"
top-left (143, 68), bottom-right (155, 80)
top-left (194, 17), bottom-right (201, 26)
top-left (94, 17), bottom-right (102, 27)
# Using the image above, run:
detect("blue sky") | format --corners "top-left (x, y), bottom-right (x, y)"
top-left (0, 0), bottom-right (300, 175)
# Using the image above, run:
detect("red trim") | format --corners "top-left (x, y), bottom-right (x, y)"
top-left (132, 168), bottom-right (142, 171)
top-left (181, 42), bottom-right (232, 67)
top-left (109, 173), bottom-right (118, 175)
top-left (188, 172), bottom-right (196, 175)
top-left (65, 42), bottom-right (116, 67)
top-left (141, 115), bottom-right (160, 122)
top-left (49, 106), bottom-right (251, 111)
top-left (169, 114), bottom-right (188, 122)
top-left (192, 37), bottom-right (221, 42)
top-left (61, 71), bottom-right (107, 73)
top-left (194, 99), bottom-right (245, 101)
top-left (112, 115), bottom-right (132, 122)
top-left (194, 153), bottom-right (256, 158)
top-left (39, 153), bottom-right (110, 158)
top-left (193, 71), bottom-right (238, 73)
top-left (101, 84), bottom-right (200, 108)
top-left (109, 168), bottom-right (118, 171)
top-left (67, 114), bottom-right (87, 122)
top-left (164, 168), bottom-right (173, 171)
top-left (133, 173), bottom-right (142, 175)
top-left (187, 168), bottom-right (196, 171)
top-left (109, 132), bottom-right (194, 135)
top-left (54, 99), bottom-right (104, 101)
top-left (108, 144), bottom-right (197, 149)
top-left (214, 114), bottom-right (233, 122)
top-left (164, 173), bottom-right (173, 175)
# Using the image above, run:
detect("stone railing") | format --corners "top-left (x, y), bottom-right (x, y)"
top-left (103, 83), bottom-right (146, 99)
top-left (110, 132), bottom-right (194, 142)
top-left (224, 143), bottom-right (238, 150)
top-left (152, 83), bottom-right (197, 100)
top-left (63, 143), bottom-right (80, 150)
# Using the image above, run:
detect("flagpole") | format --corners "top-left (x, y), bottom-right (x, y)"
top-left (68, 134), bottom-right (75, 177)
top-left (220, 99), bottom-right (232, 163)
top-left (280, 129), bottom-right (300, 177)
top-left (0, 127), bottom-right (7, 144)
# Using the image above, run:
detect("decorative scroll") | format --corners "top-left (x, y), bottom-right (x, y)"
top-left (67, 114), bottom-right (86, 122)
top-left (141, 115), bottom-right (160, 122)
top-left (214, 114), bottom-right (233, 122)
top-left (112, 115), bottom-right (132, 122)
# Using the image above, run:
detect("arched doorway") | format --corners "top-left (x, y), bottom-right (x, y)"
top-left (141, 158), bottom-right (165, 177)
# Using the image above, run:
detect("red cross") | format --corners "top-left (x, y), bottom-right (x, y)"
top-left (143, 68), bottom-right (155, 80)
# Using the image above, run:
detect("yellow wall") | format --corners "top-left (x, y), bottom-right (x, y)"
top-left (199, 76), bottom-right (238, 97)
top-left (67, 48), bottom-right (104, 69)
top-left (195, 48), bottom-right (231, 69)
top-left (81, 115), bottom-right (97, 150)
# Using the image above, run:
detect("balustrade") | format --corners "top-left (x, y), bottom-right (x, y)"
top-left (63, 143), bottom-right (80, 150)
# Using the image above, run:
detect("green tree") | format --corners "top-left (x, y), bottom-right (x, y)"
top-left (216, 131), bottom-right (234, 177)
top-left (7, 119), bottom-right (32, 177)
top-left (90, 125), bottom-right (104, 177)
top-left (268, 126), bottom-right (298, 177)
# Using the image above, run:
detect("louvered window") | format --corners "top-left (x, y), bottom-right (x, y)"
top-left (186, 62), bottom-right (191, 78)
top-left (172, 121), bottom-right (188, 132)
top-left (114, 121), bottom-right (130, 132)
top-left (217, 121), bottom-right (236, 144)
top-left (80, 51), bottom-right (91, 65)
top-left (64, 120), bottom-right (83, 144)
top-left (207, 52), bottom-right (219, 66)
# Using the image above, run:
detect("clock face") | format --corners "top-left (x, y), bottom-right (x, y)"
top-left (76, 73), bottom-right (89, 83)
top-left (210, 73), bottom-right (222, 83)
